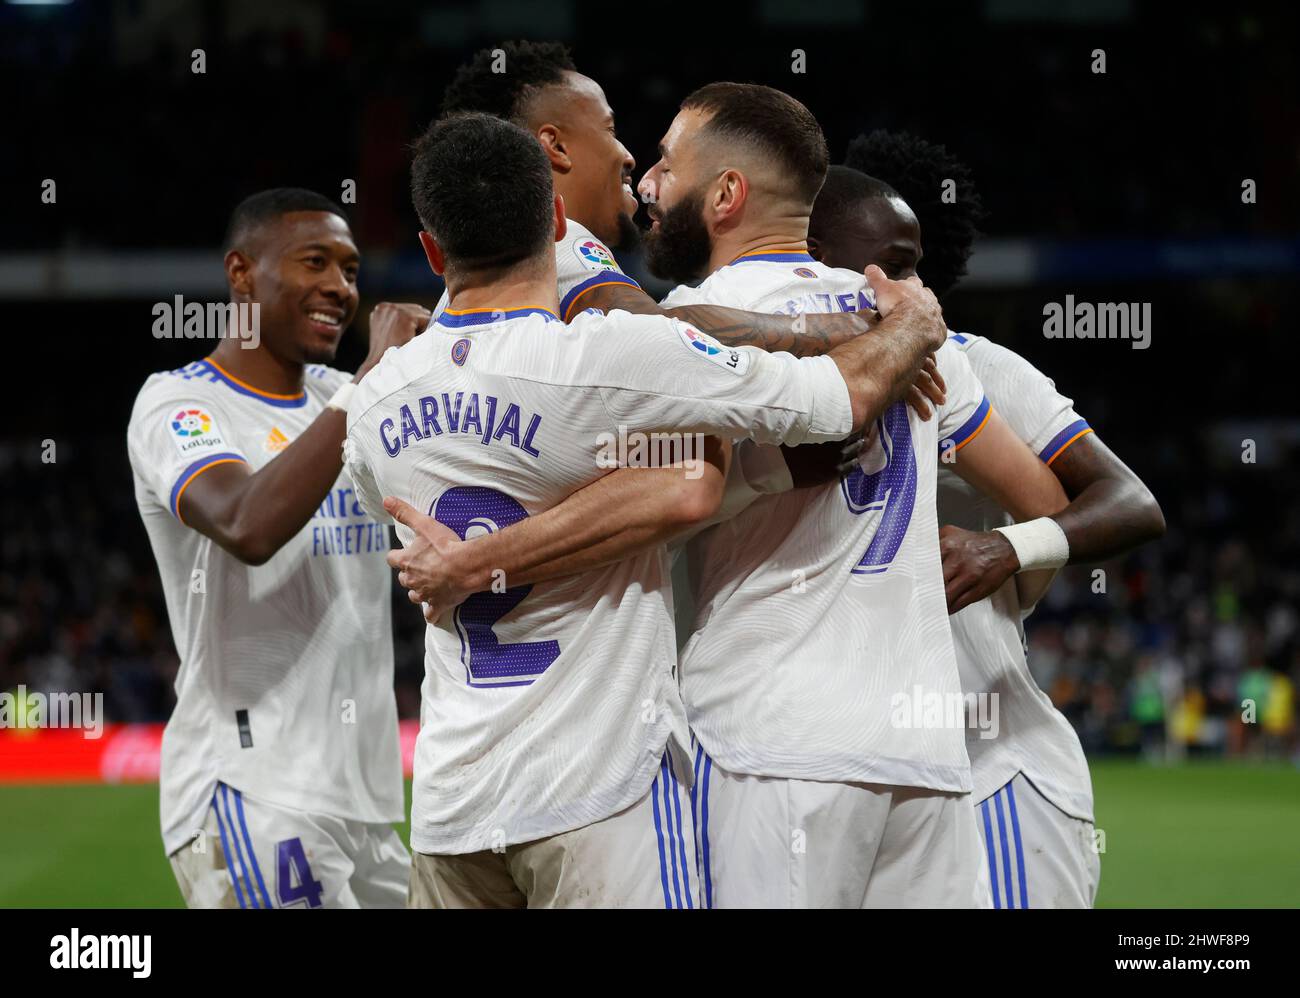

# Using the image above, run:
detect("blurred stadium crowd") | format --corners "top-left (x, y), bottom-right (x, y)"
top-left (2, 2), bottom-right (1297, 762)
top-left (3, 423), bottom-right (1296, 760)
top-left (4, 2), bottom-right (1297, 251)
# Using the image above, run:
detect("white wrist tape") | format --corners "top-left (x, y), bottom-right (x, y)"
top-left (326, 381), bottom-right (356, 413)
top-left (993, 517), bottom-right (1069, 572)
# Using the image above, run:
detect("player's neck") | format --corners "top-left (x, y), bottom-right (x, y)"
top-left (552, 175), bottom-right (599, 241)
top-left (208, 334), bottom-right (304, 395)
top-left (446, 272), bottom-right (561, 320)
top-left (708, 218), bottom-right (812, 274)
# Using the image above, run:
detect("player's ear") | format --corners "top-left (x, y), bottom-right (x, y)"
top-left (713, 169), bottom-right (747, 224)
top-left (553, 194), bottom-right (568, 244)
top-left (418, 231), bottom-right (445, 276)
top-left (536, 124), bottom-right (571, 173)
top-left (224, 249), bottom-right (254, 298)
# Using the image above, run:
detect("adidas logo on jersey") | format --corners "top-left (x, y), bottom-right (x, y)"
top-left (265, 427), bottom-right (290, 453)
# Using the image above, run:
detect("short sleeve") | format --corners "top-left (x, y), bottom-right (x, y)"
top-left (555, 224), bottom-right (641, 321)
top-left (933, 340), bottom-right (992, 457)
top-left (127, 380), bottom-right (248, 522)
top-left (961, 337), bottom-right (1092, 465)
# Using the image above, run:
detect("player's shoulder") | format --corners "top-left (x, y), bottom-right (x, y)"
top-left (730, 257), bottom-right (871, 312)
top-left (129, 359), bottom-right (224, 422)
top-left (932, 334), bottom-right (979, 385)
top-left (950, 330), bottom-right (1044, 378)
top-left (815, 261), bottom-right (871, 289)
top-left (557, 218), bottom-right (622, 273)
top-left (945, 329), bottom-right (987, 352)
top-left (304, 363), bottom-right (350, 391)
top-left (660, 259), bottom-right (768, 309)
top-left (348, 336), bottom-right (435, 426)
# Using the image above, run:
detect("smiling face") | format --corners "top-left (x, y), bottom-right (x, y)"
top-left (532, 72), bottom-right (638, 248)
top-left (811, 194), bottom-right (923, 280)
top-left (231, 211), bottom-right (360, 365)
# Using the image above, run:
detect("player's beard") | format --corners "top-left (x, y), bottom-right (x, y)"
top-left (644, 185), bottom-right (713, 285)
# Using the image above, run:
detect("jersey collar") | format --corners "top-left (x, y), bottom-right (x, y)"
top-left (200, 358), bottom-right (308, 408)
top-left (726, 245), bottom-right (815, 266)
top-left (435, 306), bottom-right (560, 329)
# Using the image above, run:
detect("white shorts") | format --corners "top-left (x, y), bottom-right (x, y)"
top-left (410, 753), bottom-right (697, 908)
top-left (168, 782), bottom-right (410, 909)
top-left (693, 746), bottom-right (991, 908)
top-left (978, 771), bottom-right (1100, 909)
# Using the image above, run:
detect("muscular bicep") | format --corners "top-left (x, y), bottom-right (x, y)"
top-left (1039, 428), bottom-right (1166, 559)
top-left (948, 409), bottom-right (1068, 521)
top-left (176, 459), bottom-right (254, 535)
top-left (1049, 428), bottom-right (1139, 498)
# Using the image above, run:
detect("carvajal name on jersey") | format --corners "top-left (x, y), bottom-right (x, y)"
top-left (378, 391), bottom-right (542, 459)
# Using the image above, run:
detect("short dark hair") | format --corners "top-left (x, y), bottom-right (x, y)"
top-left (843, 130), bottom-right (986, 297)
top-left (681, 82), bottom-right (829, 205)
top-left (410, 112), bottom-right (554, 272)
top-left (810, 164), bottom-right (899, 238)
top-left (441, 40), bottom-right (577, 124)
top-left (224, 188), bottom-right (347, 253)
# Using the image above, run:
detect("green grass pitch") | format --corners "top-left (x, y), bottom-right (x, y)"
top-left (0, 761), bottom-right (1295, 907)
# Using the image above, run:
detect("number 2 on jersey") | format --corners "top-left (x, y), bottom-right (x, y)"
top-left (433, 486), bottom-right (561, 686)
top-left (840, 402), bottom-right (918, 574)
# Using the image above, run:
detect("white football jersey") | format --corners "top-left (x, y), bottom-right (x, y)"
top-left (431, 220), bottom-right (641, 324)
top-left (127, 358), bottom-right (404, 856)
top-left (670, 252), bottom-right (989, 792)
top-left (938, 332), bottom-right (1094, 819)
top-left (343, 304), bottom-right (853, 855)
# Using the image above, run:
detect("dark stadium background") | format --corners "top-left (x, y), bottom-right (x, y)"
top-left (1, 1), bottom-right (1297, 906)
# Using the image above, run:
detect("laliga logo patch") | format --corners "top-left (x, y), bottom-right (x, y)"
top-left (171, 408), bottom-right (211, 437)
top-left (574, 239), bottom-right (617, 271)
top-left (168, 405), bottom-right (227, 455)
top-left (451, 338), bottom-right (471, 366)
top-left (676, 323), bottom-right (751, 377)
top-left (682, 325), bottom-right (721, 356)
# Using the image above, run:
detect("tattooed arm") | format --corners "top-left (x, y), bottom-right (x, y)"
top-left (587, 281), bottom-right (862, 357)
top-left (580, 276), bottom-right (946, 430)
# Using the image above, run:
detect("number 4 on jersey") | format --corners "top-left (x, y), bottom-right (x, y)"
top-left (276, 837), bottom-right (325, 908)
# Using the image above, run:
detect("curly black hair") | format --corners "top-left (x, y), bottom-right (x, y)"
top-left (843, 130), bottom-right (986, 298)
top-left (440, 40), bottom-right (577, 124)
